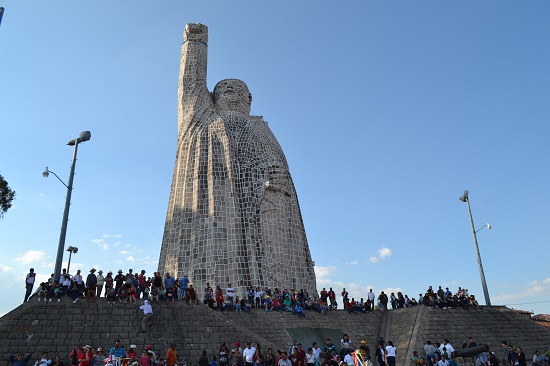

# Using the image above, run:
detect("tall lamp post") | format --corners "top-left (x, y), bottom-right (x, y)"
top-left (66, 246), bottom-right (78, 274)
top-left (459, 190), bottom-right (492, 306)
top-left (43, 131), bottom-right (91, 283)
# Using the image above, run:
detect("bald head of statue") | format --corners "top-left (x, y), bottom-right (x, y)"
top-left (214, 79), bottom-right (252, 115)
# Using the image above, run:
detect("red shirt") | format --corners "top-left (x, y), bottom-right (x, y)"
top-left (78, 352), bottom-right (91, 366)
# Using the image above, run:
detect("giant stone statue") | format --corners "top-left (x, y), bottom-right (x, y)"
top-left (159, 23), bottom-right (317, 297)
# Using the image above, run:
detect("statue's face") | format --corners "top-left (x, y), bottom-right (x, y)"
top-left (214, 79), bottom-right (251, 115)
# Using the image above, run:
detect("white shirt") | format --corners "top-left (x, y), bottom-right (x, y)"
top-left (386, 346), bottom-right (396, 357)
top-left (341, 339), bottom-right (352, 349)
top-left (243, 347), bottom-right (256, 363)
top-left (26, 273), bottom-right (36, 285)
top-left (227, 287), bottom-right (235, 298)
top-left (34, 358), bottom-right (51, 366)
top-left (440, 343), bottom-right (454, 356)
top-left (140, 303), bottom-right (153, 315)
top-left (368, 291), bottom-right (375, 301)
top-left (73, 274), bottom-right (83, 284)
top-left (278, 359), bottom-right (291, 366)
top-left (344, 354), bottom-right (354, 366)
top-left (438, 360), bottom-right (449, 366)
top-left (312, 347), bottom-right (321, 361)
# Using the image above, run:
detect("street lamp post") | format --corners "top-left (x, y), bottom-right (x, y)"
top-left (43, 131), bottom-right (91, 283)
top-left (66, 246), bottom-right (78, 274)
top-left (459, 190), bottom-right (491, 306)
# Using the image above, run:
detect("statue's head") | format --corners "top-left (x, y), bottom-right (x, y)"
top-left (214, 79), bottom-right (251, 115)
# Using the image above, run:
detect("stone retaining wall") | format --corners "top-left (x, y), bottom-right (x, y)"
top-left (2, 301), bottom-right (548, 366)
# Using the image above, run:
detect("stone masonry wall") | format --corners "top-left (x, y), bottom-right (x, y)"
top-left (0, 299), bottom-right (381, 365)
top-left (2, 301), bottom-right (549, 366)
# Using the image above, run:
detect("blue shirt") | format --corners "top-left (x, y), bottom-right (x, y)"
top-left (180, 276), bottom-right (189, 289)
top-left (109, 347), bottom-right (126, 358)
top-left (164, 276), bottom-right (175, 289)
top-left (10, 354), bottom-right (32, 366)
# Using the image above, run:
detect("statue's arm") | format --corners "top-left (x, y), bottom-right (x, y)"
top-left (178, 23), bottom-right (211, 110)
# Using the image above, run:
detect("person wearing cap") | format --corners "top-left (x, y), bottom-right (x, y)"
top-left (146, 346), bottom-right (156, 365)
top-left (114, 270), bottom-right (126, 292)
top-left (24, 268), bottom-right (36, 302)
top-left (127, 346), bottom-right (138, 360)
top-left (166, 344), bottom-right (177, 366)
top-left (140, 299), bottom-right (154, 332)
top-left (233, 342), bottom-right (243, 358)
top-left (91, 348), bottom-right (106, 366)
top-left (243, 342), bottom-right (257, 366)
top-left (86, 269), bottom-right (98, 303)
top-left (79, 346), bottom-right (92, 366)
top-left (96, 270), bottom-right (105, 298)
top-left (10, 353), bottom-right (33, 366)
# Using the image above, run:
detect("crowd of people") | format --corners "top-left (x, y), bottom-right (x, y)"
top-left (23, 267), bottom-right (481, 316)
top-left (413, 338), bottom-right (550, 366)
top-left (10, 336), bottom-right (550, 366)
top-left (9, 342), bottom-right (171, 366)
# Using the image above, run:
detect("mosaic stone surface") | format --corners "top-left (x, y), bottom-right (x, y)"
top-left (158, 23), bottom-right (317, 297)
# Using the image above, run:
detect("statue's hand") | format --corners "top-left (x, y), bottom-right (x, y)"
top-left (184, 23), bottom-right (208, 44)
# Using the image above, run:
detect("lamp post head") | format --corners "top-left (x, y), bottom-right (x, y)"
top-left (459, 190), bottom-right (469, 203)
top-left (42, 167), bottom-right (49, 178)
top-left (67, 131), bottom-right (91, 146)
top-left (486, 223), bottom-right (492, 230)
top-left (66, 246), bottom-right (78, 253)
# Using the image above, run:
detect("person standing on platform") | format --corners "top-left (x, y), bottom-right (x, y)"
top-left (24, 268), bottom-right (36, 302)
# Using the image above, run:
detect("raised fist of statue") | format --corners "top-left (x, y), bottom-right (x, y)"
top-left (184, 23), bottom-right (208, 44)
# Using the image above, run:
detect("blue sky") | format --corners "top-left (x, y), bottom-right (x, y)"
top-left (1, 1), bottom-right (549, 317)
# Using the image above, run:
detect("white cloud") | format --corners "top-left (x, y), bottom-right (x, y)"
top-left (345, 260), bottom-right (359, 266)
top-left (493, 278), bottom-right (550, 304)
top-left (369, 246), bottom-right (392, 264)
top-left (92, 239), bottom-right (110, 251)
top-left (15, 250), bottom-right (46, 265)
top-left (315, 265), bottom-right (337, 279)
top-left (0, 265), bottom-right (13, 272)
top-left (103, 234), bottom-right (122, 238)
top-left (126, 256), bottom-right (135, 262)
top-left (378, 247), bottom-right (392, 259)
top-left (119, 250), bottom-right (129, 255)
